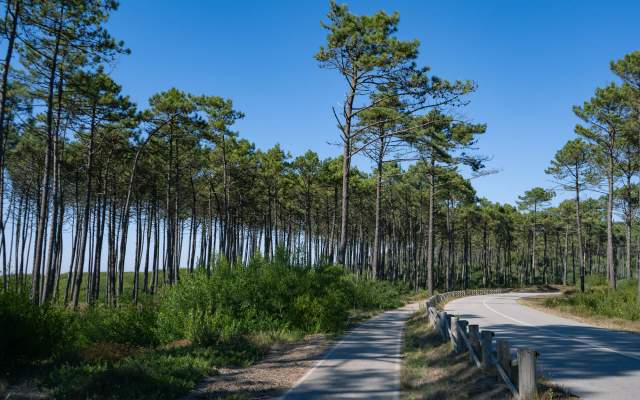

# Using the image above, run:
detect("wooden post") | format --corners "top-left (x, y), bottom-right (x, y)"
top-left (468, 324), bottom-right (481, 363)
top-left (450, 316), bottom-right (459, 352)
top-left (496, 339), bottom-right (512, 380)
top-left (518, 348), bottom-right (538, 400)
top-left (438, 311), bottom-right (448, 339)
top-left (480, 330), bottom-right (495, 372)
top-left (458, 320), bottom-right (469, 337)
top-left (444, 313), bottom-right (452, 340)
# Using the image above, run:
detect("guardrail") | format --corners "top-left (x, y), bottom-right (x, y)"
top-left (425, 289), bottom-right (539, 400)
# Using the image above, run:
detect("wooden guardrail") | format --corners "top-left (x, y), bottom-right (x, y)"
top-left (425, 289), bottom-right (539, 400)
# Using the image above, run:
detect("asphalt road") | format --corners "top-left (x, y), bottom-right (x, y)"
top-left (280, 302), bottom-right (420, 400)
top-left (445, 292), bottom-right (640, 399)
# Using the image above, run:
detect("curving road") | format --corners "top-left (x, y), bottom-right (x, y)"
top-left (280, 302), bottom-right (420, 399)
top-left (445, 293), bottom-right (640, 399)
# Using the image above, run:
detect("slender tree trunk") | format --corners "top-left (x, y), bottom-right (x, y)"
top-left (426, 161), bottom-right (434, 295)
top-left (32, 14), bottom-right (63, 303)
top-left (372, 144), bottom-right (383, 278)
top-left (71, 103), bottom-right (96, 308)
top-left (0, 0), bottom-right (19, 291)
top-left (606, 154), bottom-right (616, 289)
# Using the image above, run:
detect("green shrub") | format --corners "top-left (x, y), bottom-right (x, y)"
top-left (584, 274), bottom-right (609, 288)
top-left (546, 279), bottom-right (640, 320)
top-left (155, 261), bottom-right (405, 343)
top-left (0, 290), bottom-right (77, 370)
top-left (79, 302), bottom-right (159, 347)
top-left (185, 308), bottom-right (245, 346)
top-left (49, 346), bottom-right (216, 400)
top-left (346, 275), bottom-right (407, 310)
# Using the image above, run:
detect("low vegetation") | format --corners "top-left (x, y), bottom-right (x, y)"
top-left (1, 258), bottom-right (409, 399)
top-left (521, 277), bottom-right (640, 333)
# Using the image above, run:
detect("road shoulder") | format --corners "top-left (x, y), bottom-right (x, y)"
top-left (184, 334), bottom-right (333, 400)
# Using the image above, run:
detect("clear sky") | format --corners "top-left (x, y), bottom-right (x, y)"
top-left (106, 0), bottom-right (640, 205)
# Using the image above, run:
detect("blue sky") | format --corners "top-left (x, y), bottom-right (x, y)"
top-left (106, 0), bottom-right (640, 205)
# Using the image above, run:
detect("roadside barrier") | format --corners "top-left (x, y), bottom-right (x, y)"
top-left (425, 289), bottom-right (539, 400)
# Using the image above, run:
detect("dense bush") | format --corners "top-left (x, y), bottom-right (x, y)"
top-left (0, 290), bottom-right (76, 370)
top-left (346, 275), bottom-right (408, 310)
top-left (1, 260), bottom-right (409, 377)
top-left (0, 293), bottom-right (161, 372)
top-left (155, 258), bottom-right (408, 345)
top-left (49, 346), bottom-right (217, 400)
top-left (79, 302), bottom-right (159, 347)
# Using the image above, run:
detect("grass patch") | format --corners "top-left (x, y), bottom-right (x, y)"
top-left (543, 279), bottom-right (640, 320)
top-left (48, 345), bottom-right (219, 400)
top-left (519, 278), bottom-right (640, 334)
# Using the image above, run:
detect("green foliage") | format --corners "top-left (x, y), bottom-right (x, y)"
top-left (0, 292), bottom-right (161, 372)
top-left (345, 275), bottom-right (407, 310)
top-left (3, 261), bottom-right (408, 398)
top-left (49, 346), bottom-right (217, 400)
top-left (0, 290), bottom-right (76, 370)
top-left (584, 274), bottom-right (609, 288)
top-left (78, 303), bottom-right (159, 347)
top-left (545, 279), bottom-right (640, 320)
top-left (156, 260), bottom-right (403, 345)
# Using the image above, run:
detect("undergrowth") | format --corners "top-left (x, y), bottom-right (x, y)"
top-left (1, 254), bottom-right (411, 399)
top-left (544, 278), bottom-right (640, 321)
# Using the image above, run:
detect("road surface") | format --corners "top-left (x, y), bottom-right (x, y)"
top-left (445, 292), bottom-right (640, 399)
top-left (280, 302), bottom-right (420, 399)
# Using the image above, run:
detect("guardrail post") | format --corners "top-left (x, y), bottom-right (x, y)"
top-left (517, 348), bottom-right (538, 400)
top-left (496, 339), bottom-right (512, 380)
top-left (450, 316), bottom-right (460, 352)
top-left (438, 311), bottom-right (448, 339)
top-left (444, 314), bottom-right (451, 340)
top-left (468, 324), bottom-right (481, 363)
top-left (480, 330), bottom-right (495, 372)
top-left (458, 320), bottom-right (469, 338)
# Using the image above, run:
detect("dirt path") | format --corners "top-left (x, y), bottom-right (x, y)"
top-left (184, 334), bottom-right (333, 399)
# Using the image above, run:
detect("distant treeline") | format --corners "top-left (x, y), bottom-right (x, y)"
top-left (0, 1), bottom-right (638, 309)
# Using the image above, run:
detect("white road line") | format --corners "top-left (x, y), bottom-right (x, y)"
top-left (280, 305), bottom-right (413, 400)
top-left (481, 296), bottom-right (640, 362)
top-left (279, 334), bottom-right (344, 399)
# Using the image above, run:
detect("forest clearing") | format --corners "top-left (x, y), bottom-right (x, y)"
top-left (1, 1), bottom-right (639, 399)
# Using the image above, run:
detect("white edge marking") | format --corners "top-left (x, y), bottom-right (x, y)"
top-left (279, 334), bottom-right (345, 399)
top-left (280, 304), bottom-right (416, 400)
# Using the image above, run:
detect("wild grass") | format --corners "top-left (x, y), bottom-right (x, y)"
top-left (543, 278), bottom-right (640, 321)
